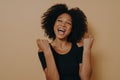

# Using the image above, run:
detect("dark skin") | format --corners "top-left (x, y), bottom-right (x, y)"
top-left (37, 13), bottom-right (94, 80)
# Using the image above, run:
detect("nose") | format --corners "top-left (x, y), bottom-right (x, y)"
top-left (61, 21), bottom-right (66, 27)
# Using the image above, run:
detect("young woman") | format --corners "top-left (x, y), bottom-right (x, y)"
top-left (36, 4), bottom-right (94, 80)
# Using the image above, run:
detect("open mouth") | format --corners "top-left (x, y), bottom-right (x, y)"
top-left (58, 28), bottom-right (66, 35)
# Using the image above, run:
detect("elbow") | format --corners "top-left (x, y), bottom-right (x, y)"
top-left (44, 68), bottom-right (60, 80)
top-left (80, 69), bottom-right (92, 80)
top-left (46, 75), bottom-right (60, 80)
top-left (45, 71), bottom-right (60, 80)
top-left (80, 75), bottom-right (91, 80)
top-left (52, 75), bottom-right (60, 80)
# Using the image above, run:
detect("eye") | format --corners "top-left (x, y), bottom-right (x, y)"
top-left (57, 19), bottom-right (62, 22)
top-left (66, 22), bottom-right (72, 25)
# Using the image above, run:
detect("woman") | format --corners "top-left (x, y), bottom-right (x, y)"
top-left (36, 4), bottom-right (94, 80)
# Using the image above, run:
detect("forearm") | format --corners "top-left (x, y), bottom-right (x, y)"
top-left (80, 49), bottom-right (92, 80)
top-left (43, 48), bottom-right (60, 80)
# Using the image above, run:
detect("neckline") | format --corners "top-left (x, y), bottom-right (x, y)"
top-left (50, 43), bottom-right (73, 56)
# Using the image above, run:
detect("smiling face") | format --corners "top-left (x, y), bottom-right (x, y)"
top-left (54, 13), bottom-right (72, 40)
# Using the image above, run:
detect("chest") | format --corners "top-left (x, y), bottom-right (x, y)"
top-left (53, 49), bottom-right (80, 75)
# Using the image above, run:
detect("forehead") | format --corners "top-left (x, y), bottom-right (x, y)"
top-left (57, 13), bottom-right (72, 20)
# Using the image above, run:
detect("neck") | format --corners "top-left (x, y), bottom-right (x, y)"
top-left (52, 38), bottom-right (70, 49)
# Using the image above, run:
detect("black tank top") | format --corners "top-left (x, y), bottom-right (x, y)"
top-left (38, 43), bottom-right (83, 80)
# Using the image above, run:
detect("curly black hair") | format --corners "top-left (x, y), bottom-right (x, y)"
top-left (41, 4), bottom-right (88, 43)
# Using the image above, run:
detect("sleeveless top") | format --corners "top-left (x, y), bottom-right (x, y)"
top-left (38, 43), bottom-right (83, 80)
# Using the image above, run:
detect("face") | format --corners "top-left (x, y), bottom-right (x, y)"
top-left (54, 13), bottom-right (72, 40)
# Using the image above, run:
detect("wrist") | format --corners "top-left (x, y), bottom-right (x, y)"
top-left (43, 47), bottom-right (52, 55)
top-left (83, 48), bottom-right (91, 53)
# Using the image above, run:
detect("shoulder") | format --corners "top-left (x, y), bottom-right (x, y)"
top-left (76, 41), bottom-right (83, 47)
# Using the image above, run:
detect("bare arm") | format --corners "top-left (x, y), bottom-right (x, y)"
top-left (79, 35), bottom-right (94, 80)
top-left (36, 39), bottom-right (60, 80)
top-left (79, 49), bottom-right (92, 80)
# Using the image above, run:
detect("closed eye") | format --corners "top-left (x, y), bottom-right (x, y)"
top-left (57, 19), bottom-right (62, 22)
top-left (57, 19), bottom-right (72, 25)
top-left (66, 22), bottom-right (72, 25)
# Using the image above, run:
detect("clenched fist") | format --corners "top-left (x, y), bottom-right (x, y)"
top-left (36, 39), bottom-right (50, 52)
top-left (83, 35), bottom-right (94, 51)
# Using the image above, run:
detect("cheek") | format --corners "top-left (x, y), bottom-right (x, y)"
top-left (54, 22), bottom-right (58, 28)
top-left (67, 27), bottom-right (72, 34)
top-left (53, 24), bottom-right (57, 33)
top-left (68, 27), bottom-right (71, 30)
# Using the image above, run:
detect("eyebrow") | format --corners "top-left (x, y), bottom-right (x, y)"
top-left (57, 17), bottom-right (72, 22)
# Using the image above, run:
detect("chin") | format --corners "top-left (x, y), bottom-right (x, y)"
top-left (56, 35), bottom-right (68, 40)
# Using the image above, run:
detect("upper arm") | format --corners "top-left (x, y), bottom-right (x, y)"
top-left (76, 41), bottom-right (83, 64)
top-left (77, 41), bottom-right (84, 77)
top-left (38, 51), bottom-right (47, 70)
top-left (79, 64), bottom-right (82, 79)
top-left (79, 63), bottom-right (83, 75)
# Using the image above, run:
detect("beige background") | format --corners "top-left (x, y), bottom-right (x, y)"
top-left (0, 0), bottom-right (120, 80)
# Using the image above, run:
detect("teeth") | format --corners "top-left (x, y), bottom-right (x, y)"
top-left (58, 28), bottom-right (66, 35)
top-left (58, 28), bottom-right (66, 32)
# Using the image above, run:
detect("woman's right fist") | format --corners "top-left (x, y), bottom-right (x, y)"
top-left (36, 39), bottom-right (50, 52)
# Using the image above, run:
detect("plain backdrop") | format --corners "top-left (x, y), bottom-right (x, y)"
top-left (0, 0), bottom-right (120, 80)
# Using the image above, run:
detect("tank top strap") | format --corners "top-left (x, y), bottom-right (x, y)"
top-left (72, 42), bottom-right (78, 47)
